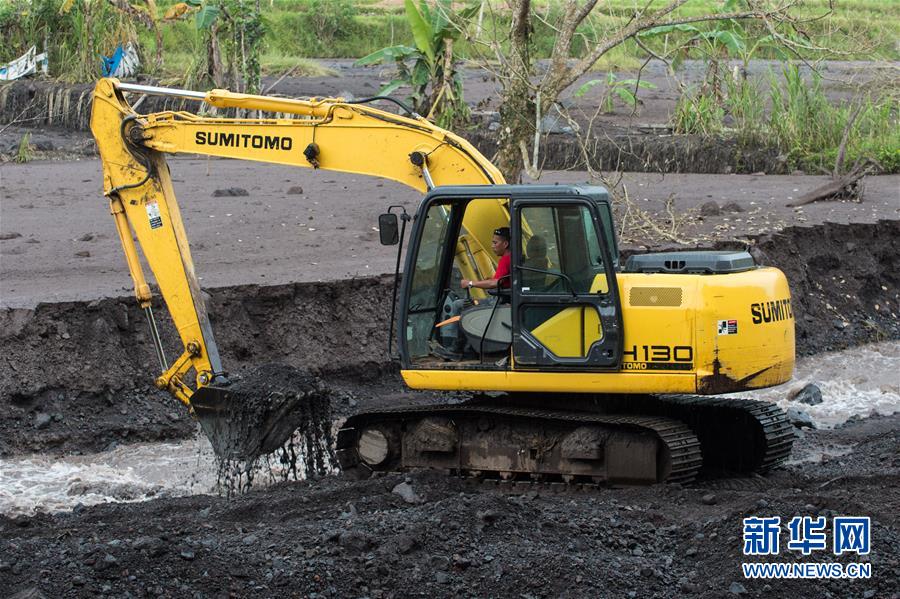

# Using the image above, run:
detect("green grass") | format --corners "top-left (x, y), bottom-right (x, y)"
top-left (3, 0), bottom-right (896, 80)
top-left (674, 66), bottom-right (900, 173)
top-left (14, 132), bottom-right (32, 164)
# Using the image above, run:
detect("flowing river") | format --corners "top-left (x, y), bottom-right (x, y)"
top-left (2, 341), bottom-right (898, 516)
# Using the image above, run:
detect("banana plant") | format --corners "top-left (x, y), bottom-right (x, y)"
top-left (638, 1), bottom-right (787, 99)
top-left (355, 0), bottom-right (478, 127)
top-left (165, 0), bottom-right (264, 94)
top-left (575, 72), bottom-right (657, 114)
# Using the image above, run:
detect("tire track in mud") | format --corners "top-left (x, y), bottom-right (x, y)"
top-left (1, 221), bottom-right (898, 457)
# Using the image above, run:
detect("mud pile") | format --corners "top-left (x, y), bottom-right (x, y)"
top-left (0, 276), bottom-right (394, 456)
top-left (193, 363), bottom-right (337, 495)
top-left (0, 413), bottom-right (897, 598)
top-left (742, 220), bottom-right (899, 354)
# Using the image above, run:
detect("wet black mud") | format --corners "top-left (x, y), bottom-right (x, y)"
top-left (193, 363), bottom-right (337, 495)
top-left (0, 277), bottom-right (397, 457)
top-left (1, 413), bottom-right (898, 598)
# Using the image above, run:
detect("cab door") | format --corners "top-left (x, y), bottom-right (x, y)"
top-left (511, 198), bottom-right (622, 369)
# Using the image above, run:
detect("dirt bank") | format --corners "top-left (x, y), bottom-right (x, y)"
top-left (1, 413), bottom-right (897, 598)
top-left (0, 276), bottom-right (401, 457)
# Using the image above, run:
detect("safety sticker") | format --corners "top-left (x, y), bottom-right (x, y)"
top-left (146, 201), bottom-right (163, 229)
top-left (718, 319), bottom-right (738, 335)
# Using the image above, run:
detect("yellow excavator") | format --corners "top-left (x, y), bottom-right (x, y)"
top-left (91, 78), bottom-right (795, 485)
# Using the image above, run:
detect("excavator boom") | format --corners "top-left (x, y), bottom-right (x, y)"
top-left (90, 78), bottom-right (508, 459)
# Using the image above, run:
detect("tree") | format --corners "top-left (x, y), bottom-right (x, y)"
top-left (166, 0), bottom-right (265, 93)
top-left (356, 0), bottom-right (477, 128)
top-left (474, 0), bottom-right (827, 182)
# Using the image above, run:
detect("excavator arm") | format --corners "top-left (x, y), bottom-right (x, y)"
top-left (90, 77), bottom-right (507, 418)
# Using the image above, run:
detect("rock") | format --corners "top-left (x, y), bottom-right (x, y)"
top-left (729, 582), bottom-right (747, 595)
top-left (212, 187), bottom-right (249, 197)
top-left (0, 232), bottom-right (23, 240)
top-left (93, 553), bottom-right (118, 570)
top-left (477, 509), bottom-right (500, 524)
top-left (391, 481), bottom-right (422, 504)
top-left (721, 201), bottom-right (745, 213)
top-left (34, 412), bottom-right (52, 429)
top-left (700, 201), bottom-right (721, 216)
top-left (434, 571), bottom-right (449, 584)
top-left (488, 121), bottom-right (500, 132)
top-left (286, 186), bottom-right (304, 195)
top-left (180, 549), bottom-right (195, 560)
top-left (132, 536), bottom-right (166, 557)
top-left (393, 534), bottom-right (417, 555)
top-left (74, 250), bottom-right (91, 258)
top-left (679, 580), bottom-right (699, 594)
top-left (786, 407), bottom-right (816, 429)
top-left (540, 101), bottom-right (578, 134)
top-left (701, 493), bottom-right (717, 505)
top-left (338, 530), bottom-right (374, 552)
top-left (789, 383), bottom-right (823, 406)
top-left (7, 588), bottom-right (48, 599)
top-left (756, 499), bottom-right (769, 509)
top-left (78, 233), bottom-right (96, 242)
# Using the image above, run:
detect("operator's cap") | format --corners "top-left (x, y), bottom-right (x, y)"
top-left (493, 226), bottom-right (510, 242)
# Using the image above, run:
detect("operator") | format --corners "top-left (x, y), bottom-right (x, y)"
top-left (435, 226), bottom-right (512, 360)
top-left (461, 226), bottom-right (511, 290)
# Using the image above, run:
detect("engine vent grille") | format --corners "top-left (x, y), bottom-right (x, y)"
top-left (629, 287), bottom-right (683, 307)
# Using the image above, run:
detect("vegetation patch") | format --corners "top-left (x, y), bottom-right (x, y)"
top-left (674, 65), bottom-right (899, 174)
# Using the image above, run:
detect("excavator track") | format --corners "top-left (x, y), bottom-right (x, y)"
top-left (336, 395), bottom-right (794, 486)
top-left (337, 403), bottom-right (703, 485)
top-left (653, 395), bottom-right (795, 475)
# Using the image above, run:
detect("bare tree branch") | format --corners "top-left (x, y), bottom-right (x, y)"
top-left (562, 7), bottom-right (791, 93)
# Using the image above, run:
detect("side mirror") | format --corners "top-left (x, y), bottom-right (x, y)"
top-left (378, 213), bottom-right (399, 245)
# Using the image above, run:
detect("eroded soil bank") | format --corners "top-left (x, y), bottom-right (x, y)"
top-left (1, 220), bottom-right (897, 457)
top-left (0, 276), bottom-right (401, 456)
top-left (0, 413), bottom-right (898, 598)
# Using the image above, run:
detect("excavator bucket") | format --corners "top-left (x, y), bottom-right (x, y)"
top-left (189, 364), bottom-right (334, 464)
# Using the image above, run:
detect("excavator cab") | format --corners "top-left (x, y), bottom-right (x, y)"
top-left (388, 185), bottom-right (624, 372)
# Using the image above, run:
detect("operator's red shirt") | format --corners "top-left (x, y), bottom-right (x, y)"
top-left (494, 253), bottom-right (511, 288)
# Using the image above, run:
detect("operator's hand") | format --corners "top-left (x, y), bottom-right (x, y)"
top-left (460, 279), bottom-right (472, 290)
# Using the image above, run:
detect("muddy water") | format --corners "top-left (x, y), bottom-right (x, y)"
top-left (0, 436), bottom-right (217, 516)
top-left (0, 426), bottom-right (340, 516)
top-left (728, 340), bottom-right (900, 428)
top-left (2, 342), bottom-right (897, 517)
